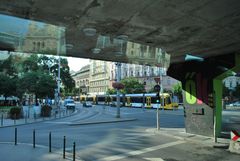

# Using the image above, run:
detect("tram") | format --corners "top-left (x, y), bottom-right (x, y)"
top-left (81, 93), bottom-right (178, 110)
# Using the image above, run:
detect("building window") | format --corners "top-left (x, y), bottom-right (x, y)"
top-left (33, 42), bottom-right (36, 51)
top-left (131, 51), bottom-right (134, 55)
top-left (37, 42), bottom-right (40, 51)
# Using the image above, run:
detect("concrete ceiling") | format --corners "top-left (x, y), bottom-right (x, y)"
top-left (0, 0), bottom-right (240, 64)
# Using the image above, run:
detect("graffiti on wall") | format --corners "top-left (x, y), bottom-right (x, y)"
top-left (185, 72), bottom-right (214, 108)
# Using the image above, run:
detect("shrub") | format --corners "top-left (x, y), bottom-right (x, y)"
top-left (41, 105), bottom-right (52, 117)
top-left (9, 107), bottom-right (22, 119)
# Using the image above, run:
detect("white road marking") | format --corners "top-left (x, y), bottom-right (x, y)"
top-left (99, 140), bottom-right (185, 161)
top-left (44, 121), bottom-right (70, 124)
top-left (144, 158), bottom-right (164, 161)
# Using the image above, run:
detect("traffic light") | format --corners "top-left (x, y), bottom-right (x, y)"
top-left (156, 92), bottom-right (160, 103)
top-left (154, 84), bottom-right (160, 92)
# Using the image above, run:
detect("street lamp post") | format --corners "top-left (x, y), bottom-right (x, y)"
top-left (116, 62), bottom-right (121, 118)
top-left (56, 28), bottom-right (63, 110)
top-left (155, 49), bottom-right (170, 130)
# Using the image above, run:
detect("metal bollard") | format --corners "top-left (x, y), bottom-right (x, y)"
top-left (63, 136), bottom-right (66, 159)
top-left (33, 129), bottom-right (35, 148)
top-left (1, 113), bottom-right (3, 126)
top-left (25, 112), bottom-right (27, 123)
top-left (49, 132), bottom-right (52, 152)
top-left (15, 127), bottom-right (17, 145)
top-left (34, 112), bottom-right (36, 121)
top-left (73, 142), bottom-right (76, 161)
top-left (14, 113), bottom-right (16, 125)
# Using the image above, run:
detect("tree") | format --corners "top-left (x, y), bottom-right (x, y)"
top-left (0, 53), bottom-right (75, 101)
top-left (19, 71), bottom-right (56, 103)
top-left (172, 82), bottom-right (183, 102)
top-left (22, 54), bottom-right (39, 72)
top-left (106, 88), bottom-right (117, 95)
top-left (0, 73), bottom-right (17, 97)
top-left (0, 55), bottom-right (18, 77)
top-left (120, 77), bottom-right (145, 94)
top-left (38, 55), bottom-right (54, 74)
top-left (42, 56), bottom-right (75, 93)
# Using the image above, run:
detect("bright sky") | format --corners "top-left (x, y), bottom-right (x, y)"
top-left (66, 57), bottom-right (90, 72)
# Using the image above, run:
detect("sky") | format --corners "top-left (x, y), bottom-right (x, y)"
top-left (66, 57), bottom-right (90, 72)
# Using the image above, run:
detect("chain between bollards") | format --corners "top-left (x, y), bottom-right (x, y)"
top-left (49, 132), bottom-right (52, 152)
top-left (63, 136), bottom-right (66, 159)
top-left (14, 127), bottom-right (17, 145)
top-left (73, 142), bottom-right (76, 161)
top-left (33, 129), bottom-right (35, 148)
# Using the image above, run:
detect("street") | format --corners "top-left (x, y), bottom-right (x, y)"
top-left (0, 104), bottom-right (239, 161)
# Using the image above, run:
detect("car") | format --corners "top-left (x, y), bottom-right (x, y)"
top-left (229, 101), bottom-right (240, 107)
top-left (64, 99), bottom-right (75, 109)
top-left (83, 101), bottom-right (92, 107)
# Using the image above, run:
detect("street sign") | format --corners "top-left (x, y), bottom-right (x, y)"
top-left (154, 77), bottom-right (160, 83)
top-left (231, 130), bottom-right (240, 141)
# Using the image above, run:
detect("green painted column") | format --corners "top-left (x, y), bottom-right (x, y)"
top-left (213, 79), bottom-right (223, 136)
top-left (213, 53), bottom-right (240, 137)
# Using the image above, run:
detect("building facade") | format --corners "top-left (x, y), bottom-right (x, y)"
top-left (22, 22), bottom-right (60, 54)
top-left (72, 41), bottom-right (178, 95)
top-left (223, 76), bottom-right (240, 90)
top-left (89, 60), bottom-right (112, 95)
top-left (71, 65), bottom-right (90, 95)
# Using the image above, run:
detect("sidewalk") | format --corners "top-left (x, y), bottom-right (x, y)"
top-left (146, 128), bottom-right (230, 149)
top-left (0, 142), bottom-right (74, 161)
top-left (0, 108), bottom-right (76, 128)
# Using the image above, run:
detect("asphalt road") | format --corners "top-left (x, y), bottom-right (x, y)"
top-left (0, 104), bottom-right (239, 161)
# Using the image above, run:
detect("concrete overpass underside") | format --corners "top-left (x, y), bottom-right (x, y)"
top-left (0, 0), bottom-right (240, 137)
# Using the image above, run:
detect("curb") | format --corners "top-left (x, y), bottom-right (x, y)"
top-left (69, 118), bottom-right (137, 126)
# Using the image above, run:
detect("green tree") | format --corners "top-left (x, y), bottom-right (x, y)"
top-left (22, 54), bottom-right (39, 72)
top-left (0, 55), bottom-right (18, 77)
top-left (30, 55), bottom-right (75, 96)
top-left (0, 73), bottom-right (17, 97)
top-left (44, 57), bottom-right (75, 93)
top-left (120, 77), bottom-right (145, 94)
top-left (172, 82), bottom-right (183, 102)
top-left (38, 55), bottom-right (54, 74)
top-left (106, 88), bottom-right (117, 95)
top-left (19, 71), bottom-right (56, 103)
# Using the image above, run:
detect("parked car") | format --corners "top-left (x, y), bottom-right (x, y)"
top-left (64, 98), bottom-right (75, 109)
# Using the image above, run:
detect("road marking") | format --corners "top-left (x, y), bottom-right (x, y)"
top-left (99, 140), bottom-right (185, 161)
top-left (44, 121), bottom-right (70, 124)
top-left (144, 158), bottom-right (164, 161)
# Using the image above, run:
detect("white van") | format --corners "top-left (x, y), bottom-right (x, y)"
top-left (64, 98), bottom-right (75, 109)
